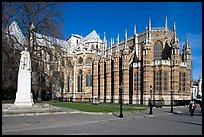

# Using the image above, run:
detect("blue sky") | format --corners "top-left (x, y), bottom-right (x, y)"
top-left (61, 2), bottom-right (202, 80)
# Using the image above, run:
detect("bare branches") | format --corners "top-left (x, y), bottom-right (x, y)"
top-left (2, 2), bottom-right (64, 54)
top-left (2, 31), bottom-right (24, 49)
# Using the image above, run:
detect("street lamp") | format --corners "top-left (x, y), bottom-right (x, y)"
top-left (119, 84), bottom-right (123, 118)
top-left (170, 91), bottom-right (174, 113)
top-left (149, 85), bottom-right (153, 115)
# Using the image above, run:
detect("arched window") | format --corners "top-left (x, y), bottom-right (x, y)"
top-left (67, 60), bottom-right (72, 67)
top-left (61, 60), bottom-right (64, 67)
top-left (67, 75), bottom-right (70, 92)
top-left (154, 40), bottom-right (163, 61)
top-left (96, 44), bottom-right (98, 50)
top-left (86, 71), bottom-right (92, 87)
top-left (78, 70), bottom-right (82, 92)
top-left (78, 57), bottom-right (83, 64)
top-left (86, 58), bottom-right (93, 64)
top-left (163, 71), bottom-right (168, 95)
top-left (154, 70), bottom-right (162, 94)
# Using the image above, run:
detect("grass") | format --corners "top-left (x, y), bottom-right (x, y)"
top-left (48, 101), bottom-right (147, 113)
top-left (2, 100), bottom-right (14, 103)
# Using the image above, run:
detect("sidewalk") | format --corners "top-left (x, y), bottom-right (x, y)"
top-left (2, 103), bottom-right (79, 117)
top-left (2, 103), bottom-right (193, 118)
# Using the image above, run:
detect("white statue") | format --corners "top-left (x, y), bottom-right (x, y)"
top-left (19, 47), bottom-right (31, 71)
top-left (14, 47), bottom-right (34, 107)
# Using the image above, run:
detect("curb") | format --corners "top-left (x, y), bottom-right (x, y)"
top-left (2, 111), bottom-right (79, 117)
top-left (2, 111), bottom-right (114, 117)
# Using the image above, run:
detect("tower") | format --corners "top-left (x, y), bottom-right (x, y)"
top-left (182, 35), bottom-right (191, 68)
top-left (165, 16), bottom-right (168, 39)
top-left (182, 34), bottom-right (192, 98)
top-left (171, 21), bottom-right (181, 97)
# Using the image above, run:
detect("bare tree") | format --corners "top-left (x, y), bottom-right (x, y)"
top-left (2, 2), bottom-right (64, 53)
top-left (2, 2), bottom-right (65, 101)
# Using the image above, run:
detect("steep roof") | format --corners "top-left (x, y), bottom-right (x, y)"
top-left (34, 32), bottom-right (68, 48)
top-left (6, 20), bottom-right (26, 48)
top-left (83, 30), bottom-right (100, 41)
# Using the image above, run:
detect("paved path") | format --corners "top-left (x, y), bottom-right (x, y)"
top-left (2, 104), bottom-right (202, 135)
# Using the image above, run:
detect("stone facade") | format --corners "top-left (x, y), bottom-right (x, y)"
top-left (7, 18), bottom-right (192, 104)
top-left (92, 18), bottom-right (191, 105)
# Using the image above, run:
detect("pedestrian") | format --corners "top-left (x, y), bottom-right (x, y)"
top-left (200, 101), bottom-right (203, 114)
top-left (189, 100), bottom-right (197, 116)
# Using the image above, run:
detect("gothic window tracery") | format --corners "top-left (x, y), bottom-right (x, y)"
top-left (154, 40), bottom-right (163, 61)
top-left (86, 58), bottom-right (93, 64)
top-left (78, 69), bottom-right (82, 92)
top-left (67, 75), bottom-right (70, 93)
top-left (78, 57), bottom-right (83, 64)
top-left (86, 70), bottom-right (92, 87)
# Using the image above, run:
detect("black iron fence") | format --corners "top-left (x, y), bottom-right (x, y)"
top-left (151, 99), bottom-right (191, 107)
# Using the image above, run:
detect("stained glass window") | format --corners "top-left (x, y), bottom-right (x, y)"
top-left (154, 40), bottom-right (163, 61)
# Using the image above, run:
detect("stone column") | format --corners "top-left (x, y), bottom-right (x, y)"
top-left (133, 63), bottom-right (141, 104)
top-left (122, 50), bottom-right (130, 104)
top-left (113, 54), bottom-right (120, 103)
top-left (171, 66), bottom-right (180, 100)
top-left (92, 60), bottom-right (99, 100)
top-left (142, 45), bottom-right (153, 105)
top-left (185, 68), bottom-right (191, 100)
top-left (99, 58), bottom-right (105, 102)
top-left (105, 57), bottom-right (112, 102)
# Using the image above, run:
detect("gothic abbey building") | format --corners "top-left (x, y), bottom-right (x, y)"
top-left (6, 17), bottom-right (192, 104)
top-left (92, 18), bottom-right (191, 104)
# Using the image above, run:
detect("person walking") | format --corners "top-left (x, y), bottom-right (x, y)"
top-left (189, 100), bottom-right (197, 116)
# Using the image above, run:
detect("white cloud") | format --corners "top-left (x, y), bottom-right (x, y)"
top-left (192, 55), bottom-right (202, 62)
top-left (188, 33), bottom-right (202, 49)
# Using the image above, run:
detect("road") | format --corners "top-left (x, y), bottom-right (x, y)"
top-left (2, 106), bottom-right (202, 135)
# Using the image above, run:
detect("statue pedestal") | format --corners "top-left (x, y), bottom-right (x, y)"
top-left (14, 70), bottom-right (33, 107)
top-left (14, 47), bottom-right (34, 107)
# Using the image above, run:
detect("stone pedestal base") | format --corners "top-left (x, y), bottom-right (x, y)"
top-left (14, 102), bottom-right (33, 107)
top-left (14, 69), bottom-right (33, 107)
top-left (14, 92), bottom-right (34, 107)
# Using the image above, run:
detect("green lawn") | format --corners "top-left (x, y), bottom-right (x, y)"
top-left (48, 101), bottom-right (147, 113)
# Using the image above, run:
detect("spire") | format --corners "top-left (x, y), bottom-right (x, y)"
top-left (116, 33), bottom-right (120, 53)
top-left (125, 29), bottom-right (127, 40)
top-left (134, 24), bottom-right (136, 35)
top-left (173, 21), bottom-right (176, 31)
top-left (186, 32), bottom-right (189, 43)
top-left (103, 32), bottom-right (106, 41)
top-left (148, 17), bottom-right (151, 31)
top-left (148, 17), bottom-right (151, 42)
top-left (173, 22), bottom-right (177, 43)
top-left (185, 32), bottom-right (190, 49)
top-left (117, 33), bottom-right (120, 45)
top-left (105, 41), bottom-right (107, 56)
top-left (165, 16), bottom-right (168, 30)
top-left (125, 29), bottom-right (128, 49)
top-left (145, 26), bottom-right (148, 43)
top-left (165, 16), bottom-right (168, 39)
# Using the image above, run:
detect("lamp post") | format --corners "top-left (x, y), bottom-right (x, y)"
top-left (119, 56), bottom-right (123, 118)
top-left (119, 84), bottom-right (123, 118)
top-left (149, 85), bottom-right (153, 115)
top-left (170, 91), bottom-right (173, 113)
